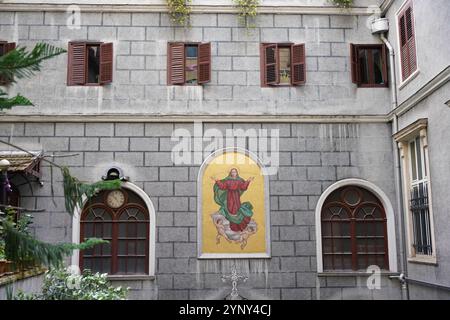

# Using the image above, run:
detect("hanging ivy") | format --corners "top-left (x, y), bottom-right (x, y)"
top-left (167, 0), bottom-right (192, 27)
top-left (329, 0), bottom-right (354, 8)
top-left (62, 167), bottom-right (122, 215)
top-left (233, 0), bottom-right (260, 29)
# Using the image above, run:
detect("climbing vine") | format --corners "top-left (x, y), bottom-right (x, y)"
top-left (167, 0), bottom-right (192, 27)
top-left (329, 0), bottom-right (354, 8)
top-left (233, 0), bottom-right (260, 29)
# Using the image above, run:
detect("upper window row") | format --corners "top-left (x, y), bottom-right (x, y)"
top-left (1, 40), bottom-right (388, 89)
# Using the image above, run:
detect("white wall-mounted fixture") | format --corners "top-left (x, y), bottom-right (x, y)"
top-left (371, 18), bottom-right (389, 34)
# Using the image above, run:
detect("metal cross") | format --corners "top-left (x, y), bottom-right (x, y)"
top-left (221, 265), bottom-right (248, 299)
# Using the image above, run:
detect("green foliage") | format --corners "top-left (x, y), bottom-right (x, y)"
top-left (167, 0), bottom-right (192, 27)
top-left (62, 166), bottom-right (122, 215)
top-left (0, 43), bottom-right (66, 110)
top-left (3, 220), bottom-right (107, 270)
top-left (15, 268), bottom-right (128, 300)
top-left (233, 0), bottom-right (260, 29)
top-left (329, 0), bottom-right (354, 8)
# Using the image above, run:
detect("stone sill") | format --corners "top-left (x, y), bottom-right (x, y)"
top-left (0, 267), bottom-right (46, 287)
top-left (107, 275), bottom-right (155, 281)
top-left (317, 272), bottom-right (400, 277)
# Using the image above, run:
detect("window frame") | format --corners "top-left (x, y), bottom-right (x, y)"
top-left (320, 186), bottom-right (389, 272)
top-left (167, 41), bottom-right (211, 86)
top-left (396, 0), bottom-right (419, 85)
top-left (79, 190), bottom-right (150, 276)
top-left (395, 119), bottom-right (437, 264)
top-left (351, 44), bottom-right (388, 88)
top-left (260, 42), bottom-right (306, 87)
top-left (67, 41), bottom-right (113, 87)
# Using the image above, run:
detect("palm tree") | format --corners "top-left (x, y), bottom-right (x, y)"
top-left (0, 43), bottom-right (66, 110)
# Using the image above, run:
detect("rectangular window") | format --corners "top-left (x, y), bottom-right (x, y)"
top-left (350, 44), bottom-right (388, 87)
top-left (0, 41), bottom-right (16, 85)
top-left (394, 119), bottom-right (436, 262)
top-left (67, 41), bottom-right (113, 86)
top-left (398, 0), bottom-right (417, 81)
top-left (260, 43), bottom-right (306, 87)
top-left (408, 136), bottom-right (433, 256)
top-left (167, 42), bottom-right (211, 85)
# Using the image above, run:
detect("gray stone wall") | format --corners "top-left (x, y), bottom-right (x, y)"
top-left (0, 11), bottom-right (389, 116)
top-left (0, 121), bottom-right (402, 299)
top-left (385, 0), bottom-right (450, 106)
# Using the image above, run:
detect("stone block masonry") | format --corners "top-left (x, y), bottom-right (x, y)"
top-left (0, 121), bottom-right (400, 300)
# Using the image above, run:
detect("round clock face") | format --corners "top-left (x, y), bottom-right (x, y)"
top-left (106, 190), bottom-right (126, 209)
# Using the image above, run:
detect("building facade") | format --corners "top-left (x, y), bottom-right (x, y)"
top-left (0, 0), bottom-right (449, 299)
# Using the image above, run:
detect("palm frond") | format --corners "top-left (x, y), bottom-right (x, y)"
top-left (0, 89), bottom-right (34, 110)
top-left (0, 43), bottom-right (66, 81)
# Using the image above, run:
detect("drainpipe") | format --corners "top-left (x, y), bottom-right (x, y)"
top-left (379, 33), bottom-right (410, 300)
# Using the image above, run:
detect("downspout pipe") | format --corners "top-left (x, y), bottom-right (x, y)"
top-left (380, 33), bottom-right (410, 300)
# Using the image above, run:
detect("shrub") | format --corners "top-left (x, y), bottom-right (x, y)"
top-left (15, 268), bottom-right (128, 300)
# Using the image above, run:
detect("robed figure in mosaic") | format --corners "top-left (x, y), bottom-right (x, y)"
top-left (210, 168), bottom-right (257, 249)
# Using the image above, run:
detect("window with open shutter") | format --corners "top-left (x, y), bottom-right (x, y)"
top-left (100, 42), bottom-right (113, 84)
top-left (167, 42), bottom-right (185, 85)
top-left (291, 44), bottom-right (306, 85)
top-left (67, 42), bottom-right (87, 86)
top-left (350, 44), bottom-right (388, 87)
top-left (0, 41), bottom-right (17, 85)
top-left (262, 43), bottom-right (278, 86)
top-left (198, 42), bottom-right (211, 84)
top-left (398, 1), bottom-right (417, 81)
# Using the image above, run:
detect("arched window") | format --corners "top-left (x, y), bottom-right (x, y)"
top-left (80, 188), bottom-right (150, 275)
top-left (321, 186), bottom-right (389, 271)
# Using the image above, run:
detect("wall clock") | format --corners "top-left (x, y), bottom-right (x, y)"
top-left (106, 190), bottom-right (126, 209)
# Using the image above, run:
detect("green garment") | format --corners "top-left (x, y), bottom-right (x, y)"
top-left (213, 176), bottom-right (254, 225)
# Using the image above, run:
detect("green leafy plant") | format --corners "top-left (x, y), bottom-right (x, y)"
top-left (167, 0), bottom-right (192, 27)
top-left (233, 0), bottom-right (260, 29)
top-left (14, 268), bottom-right (128, 300)
top-left (0, 43), bottom-right (66, 110)
top-left (3, 220), bottom-right (107, 270)
top-left (329, 0), bottom-right (354, 8)
top-left (62, 166), bottom-right (122, 215)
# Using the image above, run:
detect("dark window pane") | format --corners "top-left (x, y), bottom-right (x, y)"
top-left (103, 243), bottom-right (111, 255)
top-left (102, 258), bottom-right (111, 273)
top-left (118, 258), bottom-right (126, 273)
top-left (119, 223), bottom-right (127, 237)
top-left (137, 223), bottom-right (147, 237)
top-left (0, 45), bottom-right (4, 56)
top-left (137, 240), bottom-right (146, 255)
top-left (410, 140), bottom-right (417, 180)
top-left (372, 49), bottom-right (384, 84)
top-left (84, 223), bottom-right (94, 237)
top-left (415, 137), bottom-right (423, 180)
top-left (358, 49), bottom-right (369, 84)
top-left (87, 45), bottom-right (100, 84)
top-left (119, 240), bottom-right (127, 255)
top-left (136, 258), bottom-right (146, 274)
top-left (128, 241), bottom-right (136, 255)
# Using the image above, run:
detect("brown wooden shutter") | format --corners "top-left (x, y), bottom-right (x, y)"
top-left (5, 42), bottom-right (16, 53)
top-left (0, 42), bottom-right (16, 85)
top-left (67, 42), bottom-right (87, 86)
top-left (350, 43), bottom-right (360, 84)
top-left (291, 43), bottom-right (306, 85)
top-left (399, 3), bottom-right (417, 81)
top-left (99, 42), bottom-right (113, 84)
top-left (261, 43), bottom-right (278, 86)
top-left (167, 42), bottom-right (185, 85)
top-left (197, 42), bottom-right (211, 84)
